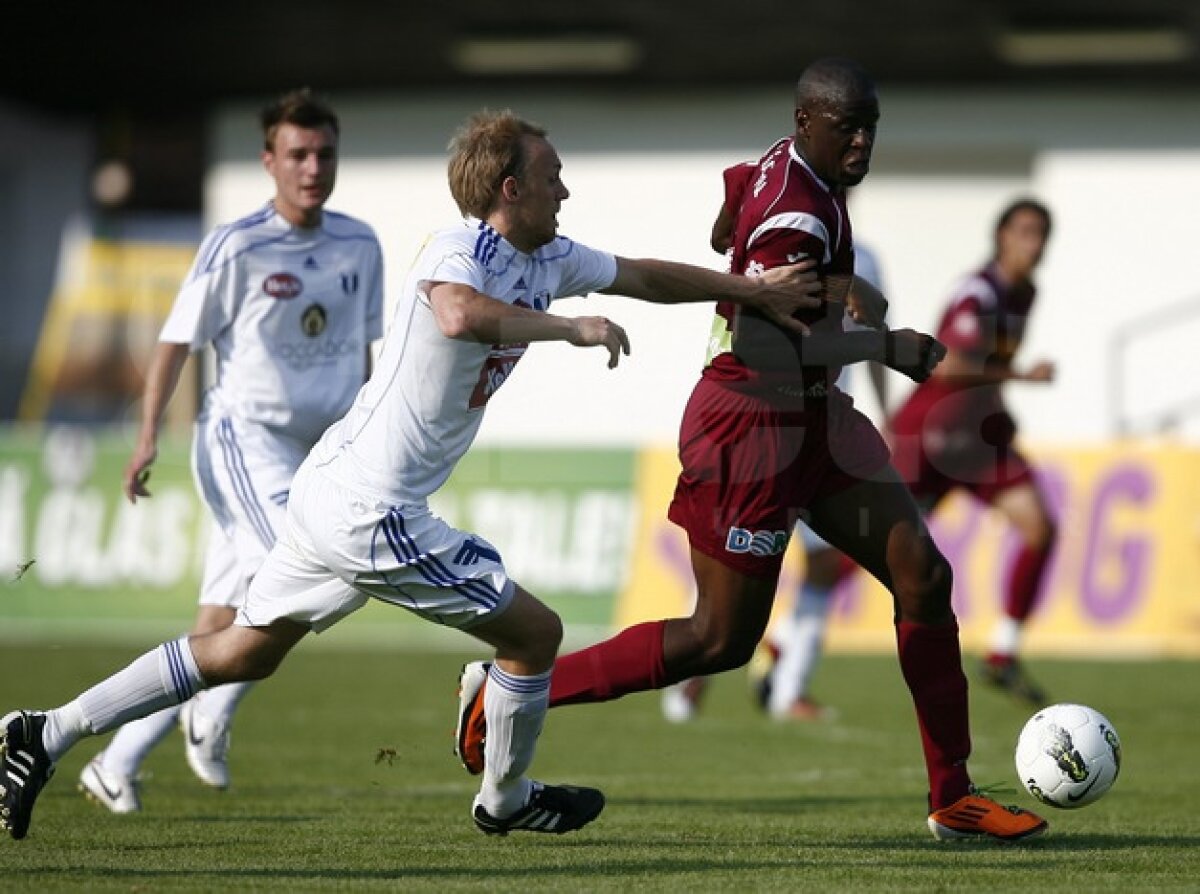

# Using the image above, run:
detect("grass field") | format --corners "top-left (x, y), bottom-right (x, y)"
top-left (2, 644), bottom-right (1198, 891)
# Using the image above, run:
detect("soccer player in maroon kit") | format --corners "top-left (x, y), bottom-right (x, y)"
top-left (890, 199), bottom-right (1057, 706)
top-left (456, 58), bottom-right (1048, 841)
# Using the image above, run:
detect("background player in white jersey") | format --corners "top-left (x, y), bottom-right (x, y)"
top-left (1, 109), bottom-right (822, 841)
top-left (76, 88), bottom-right (384, 813)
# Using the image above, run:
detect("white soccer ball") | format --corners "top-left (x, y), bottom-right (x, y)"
top-left (1014, 703), bottom-right (1121, 809)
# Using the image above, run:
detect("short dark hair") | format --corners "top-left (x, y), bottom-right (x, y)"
top-left (996, 197), bottom-right (1052, 237)
top-left (795, 57), bottom-right (875, 108)
top-left (261, 88), bottom-right (339, 151)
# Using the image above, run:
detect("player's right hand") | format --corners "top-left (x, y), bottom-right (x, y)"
top-left (1025, 359), bottom-right (1056, 382)
top-left (883, 329), bottom-right (947, 383)
top-left (123, 442), bottom-right (157, 503)
top-left (754, 261), bottom-right (824, 335)
top-left (569, 316), bottom-right (631, 369)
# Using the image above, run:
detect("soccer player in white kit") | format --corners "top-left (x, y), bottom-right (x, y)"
top-left (75, 89), bottom-right (384, 813)
top-left (1, 109), bottom-right (822, 841)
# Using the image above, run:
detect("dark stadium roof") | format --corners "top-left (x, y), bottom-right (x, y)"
top-left (6, 0), bottom-right (1200, 113)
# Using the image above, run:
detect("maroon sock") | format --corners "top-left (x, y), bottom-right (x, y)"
top-left (1004, 542), bottom-right (1053, 621)
top-left (896, 619), bottom-right (973, 810)
top-left (549, 620), bottom-right (669, 707)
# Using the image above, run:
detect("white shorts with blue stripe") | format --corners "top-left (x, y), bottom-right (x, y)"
top-left (237, 460), bottom-right (515, 632)
top-left (192, 413), bottom-right (309, 607)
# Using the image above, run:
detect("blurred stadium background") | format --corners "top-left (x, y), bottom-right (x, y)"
top-left (2, 0), bottom-right (1199, 659)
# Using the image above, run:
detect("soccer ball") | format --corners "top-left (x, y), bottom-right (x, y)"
top-left (1014, 703), bottom-right (1121, 809)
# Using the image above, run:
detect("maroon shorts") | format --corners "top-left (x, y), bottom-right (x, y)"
top-left (667, 378), bottom-right (890, 579)
top-left (890, 387), bottom-right (1034, 507)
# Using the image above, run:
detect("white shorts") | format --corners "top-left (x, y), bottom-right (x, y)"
top-left (237, 461), bottom-right (515, 632)
top-left (192, 413), bottom-right (310, 607)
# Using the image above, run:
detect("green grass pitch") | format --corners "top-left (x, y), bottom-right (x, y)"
top-left (2, 645), bottom-right (1198, 891)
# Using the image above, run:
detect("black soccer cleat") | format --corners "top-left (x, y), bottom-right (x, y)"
top-left (1, 711), bottom-right (57, 841)
top-left (472, 782), bottom-right (605, 836)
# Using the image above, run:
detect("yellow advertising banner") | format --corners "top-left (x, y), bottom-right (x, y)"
top-left (617, 443), bottom-right (1200, 658)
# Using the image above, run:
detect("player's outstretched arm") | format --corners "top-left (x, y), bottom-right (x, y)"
top-left (427, 281), bottom-right (630, 368)
top-left (935, 351), bottom-right (1055, 386)
top-left (124, 341), bottom-right (190, 503)
top-left (603, 257), bottom-right (823, 336)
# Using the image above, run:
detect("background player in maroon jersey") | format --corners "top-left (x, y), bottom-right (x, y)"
top-left (890, 199), bottom-right (1057, 705)
top-left (456, 58), bottom-right (1047, 842)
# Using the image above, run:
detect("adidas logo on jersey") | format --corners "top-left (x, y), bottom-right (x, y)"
top-left (304, 256), bottom-right (319, 269)
top-left (514, 277), bottom-right (528, 290)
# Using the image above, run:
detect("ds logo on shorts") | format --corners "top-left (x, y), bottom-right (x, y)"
top-left (725, 526), bottom-right (789, 557)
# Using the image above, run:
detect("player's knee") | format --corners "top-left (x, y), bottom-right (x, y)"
top-left (511, 609), bottom-right (564, 668)
top-left (895, 548), bottom-right (953, 623)
top-left (216, 650), bottom-right (279, 683)
top-left (1031, 517), bottom-right (1058, 552)
top-left (698, 629), bottom-right (758, 674)
top-left (806, 548), bottom-right (842, 589)
top-left (531, 611), bottom-right (564, 661)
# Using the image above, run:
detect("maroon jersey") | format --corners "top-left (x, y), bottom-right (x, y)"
top-left (893, 263), bottom-right (1038, 446)
top-left (704, 138), bottom-right (854, 396)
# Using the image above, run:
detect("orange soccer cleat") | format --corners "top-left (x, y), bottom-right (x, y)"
top-left (453, 661), bottom-right (490, 775)
top-left (927, 786), bottom-right (1049, 842)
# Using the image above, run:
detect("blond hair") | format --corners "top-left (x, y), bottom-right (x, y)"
top-left (447, 110), bottom-right (547, 218)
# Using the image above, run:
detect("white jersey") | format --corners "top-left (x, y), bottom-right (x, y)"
top-left (160, 202), bottom-right (385, 444)
top-left (310, 217), bottom-right (618, 504)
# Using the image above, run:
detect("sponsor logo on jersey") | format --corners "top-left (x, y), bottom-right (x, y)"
top-left (725, 526), bottom-right (789, 556)
top-left (300, 303), bottom-right (327, 337)
top-left (263, 272), bottom-right (303, 300)
top-left (341, 272), bottom-right (359, 295)
top-left (276, 337), bottom-right (361, 371)
top-left (453, 537), bottom-right (502, 566)
top-left (468, 345), bottom-right (528, 408)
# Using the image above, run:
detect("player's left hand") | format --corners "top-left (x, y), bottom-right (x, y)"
top-left (753, 261), bottom-right (824, 335)
top-left (568, 316), bottom-right (631, 369)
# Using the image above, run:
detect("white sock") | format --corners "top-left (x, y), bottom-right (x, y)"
top-left (99, 704), bottom-right (182, 778)
top-left (990, 616), bottom-right (1022, 657)
top-left (42, 637), bottom-right (205, 762)
top-left (769, 583), bottom-right (833, 717)
top-left (194, 681), bottom-right (255, 729)
top-left (476, 664), bottom-right (549, 818)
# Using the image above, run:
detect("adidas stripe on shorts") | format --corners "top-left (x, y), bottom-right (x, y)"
top-left (237, 459), bottom-right (515, 632)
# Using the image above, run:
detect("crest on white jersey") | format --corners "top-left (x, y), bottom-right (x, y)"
top-left (301, 303), bottom-right (327, 337)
